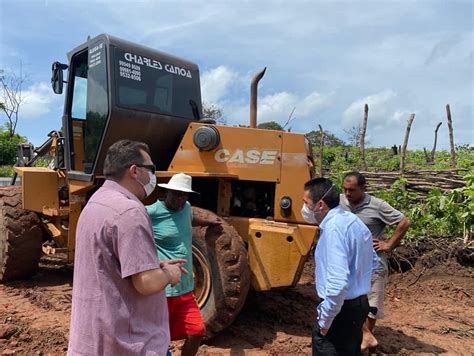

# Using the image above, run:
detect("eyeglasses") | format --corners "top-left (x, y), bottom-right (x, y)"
top-left (133, 164), bottom-right (156, 174)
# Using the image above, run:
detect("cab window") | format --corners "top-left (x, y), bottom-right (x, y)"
top-left (67, 42), bottom-right (108, 173)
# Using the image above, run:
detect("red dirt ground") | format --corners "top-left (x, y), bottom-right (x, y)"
top-left (0, 242), bottom-right (473, 355)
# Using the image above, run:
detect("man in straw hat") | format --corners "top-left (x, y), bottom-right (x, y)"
top-left (146, 173), bottom-right (220, 356)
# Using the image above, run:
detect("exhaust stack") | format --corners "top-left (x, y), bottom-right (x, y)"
top-left (250, 67), bottom-right (266, 128)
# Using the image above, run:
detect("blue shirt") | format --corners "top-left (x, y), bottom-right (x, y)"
top-left (315, 206), bottom-right (378, 329)
top-left (146, 200), bottom-right (194, 297)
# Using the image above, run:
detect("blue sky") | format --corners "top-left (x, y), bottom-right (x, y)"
top-left (0, 0), bottom-right (472, 149)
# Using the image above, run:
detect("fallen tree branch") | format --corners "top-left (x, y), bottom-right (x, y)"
top-left (407, 266), bottom-right (426, 287)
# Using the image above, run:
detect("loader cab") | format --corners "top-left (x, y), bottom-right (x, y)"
top-left (52, 34), bottom-right (202, 179)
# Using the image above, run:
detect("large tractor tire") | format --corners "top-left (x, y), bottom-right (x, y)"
top-left (0, 187), bottom-right (43, 282)
top-left (192, 207), bottom-right (250, 337)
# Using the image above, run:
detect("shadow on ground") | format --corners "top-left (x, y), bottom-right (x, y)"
top-left (373, 326), bottom-right (446, 354)
top-left (202, 283), bottom-right (317, 354)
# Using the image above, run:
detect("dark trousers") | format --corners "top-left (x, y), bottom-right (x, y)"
top-left (312, 295), bottom-right (369, 356)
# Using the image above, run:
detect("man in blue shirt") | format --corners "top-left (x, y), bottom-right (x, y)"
top-left (302, 177), bottom-right (377, 355)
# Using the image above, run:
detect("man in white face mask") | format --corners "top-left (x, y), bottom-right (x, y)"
top-left (69, 140), bottom-right (185, 356)
top-left (302, 177), bottom-right (378, 356)
top-left (301, 184), bottom-right (335, 225)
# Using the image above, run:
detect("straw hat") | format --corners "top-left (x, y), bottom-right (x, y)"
top-left (158, 173), bottom-right (197, 193)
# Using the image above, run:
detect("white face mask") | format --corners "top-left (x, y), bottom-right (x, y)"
top-left (301, 203), bottom-right (317, 224)
top-left (301, 184), bottom-right (335, 224)
top-left (138, 170), bottom-right (157, 197)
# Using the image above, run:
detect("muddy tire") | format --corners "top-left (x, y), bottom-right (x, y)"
top-left (192, 207), bottom-right (250, 337)
top-left (0, 187), bottom-right (43, 282)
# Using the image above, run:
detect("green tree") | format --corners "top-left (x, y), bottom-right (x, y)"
top-left (0, 126), bottom-right (26, 165)
top-left (202, 102), bottom-right (225, 124)
top-left (257, 121), bottom-right (284, 131)
top-left (305, 130), bottom-right (345, 147)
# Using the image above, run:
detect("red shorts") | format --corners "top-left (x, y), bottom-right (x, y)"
top-left (167, 291), bottom-right (206, 340)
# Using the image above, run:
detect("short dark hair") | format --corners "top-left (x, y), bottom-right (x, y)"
top-left (343, 171), bottom-right (366, 186)
top-left (304, 177), bottom-right (340, 209)
top-left (103, 140), bottom-right (150, 180)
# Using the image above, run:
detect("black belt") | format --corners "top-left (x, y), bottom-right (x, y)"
top-left (319, 294), bottom-right (368, 308)
top-left (343, 295), bottom-right (367, 307)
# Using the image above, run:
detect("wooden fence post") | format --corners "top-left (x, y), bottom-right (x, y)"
top-left (446, 104), bottom-right (456, 168)
top-left (430, 122), bottom-right (442, 162)
top-left (360, 104), bottom-right (368, 171)
top-left (318, 124), bottom-right (324, 177)
top-left (424, 122), bottom-right (442, 164)
top-left (400, 114), bottom-right (416, 177)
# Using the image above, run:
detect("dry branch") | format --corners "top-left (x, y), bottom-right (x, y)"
top-left (356, 168), bottom-right (467, 197)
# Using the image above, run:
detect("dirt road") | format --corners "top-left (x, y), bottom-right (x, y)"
top-left (0, 245), bottom-right (473, 355)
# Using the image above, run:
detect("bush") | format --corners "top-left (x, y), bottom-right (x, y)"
top-left (0, 139), bottom-right (17, 165)
top-left (0, 165), bottom-right (14, 177)
top-left (316, 143), bottom-right (474, 240)
top-left (373, 175), bottom-right (474, 240)
top-left (0, 129), bottom-right (26, 165)
top-left (315, 145), bottom-right (474, 174)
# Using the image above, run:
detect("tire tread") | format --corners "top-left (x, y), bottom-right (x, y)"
top-left (0, 187), bottom-right (43, 281)
top-left (192, 207), bottom-right (250, 337)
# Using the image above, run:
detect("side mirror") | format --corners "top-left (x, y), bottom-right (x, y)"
top-left (51, 62), bottom-right (68, 94)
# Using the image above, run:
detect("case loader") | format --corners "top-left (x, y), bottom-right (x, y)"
top-left (0, 34), bottom-right (318, 335)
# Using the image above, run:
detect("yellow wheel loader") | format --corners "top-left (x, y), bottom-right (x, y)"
top-left (0, 34), bottom-right (318, 336)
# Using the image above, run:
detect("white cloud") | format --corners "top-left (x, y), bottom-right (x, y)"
top-left (341, 91), bottom-right (424, 147)
top-left (21, 82), bottom-right (61, 119)
top-left (200, 66), bottom-right (334, 128)
top-left (259, 91), bottom-right (298, 121)
top-left (391, 110), bottom-right (413, 124)
top-left (201, 66), bottom-right (238, 104)
top-left (299, 92), bottom-right (334, 116)
top-left (342, 90), bottom-right (399, 128)
top-left (257, 91), bottom-right (333, 122)
top-left (225, 89), bottom-right (333, 127)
